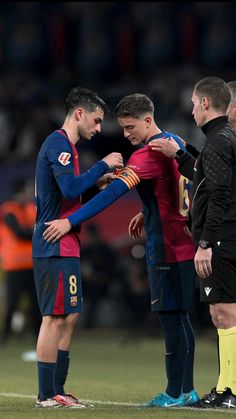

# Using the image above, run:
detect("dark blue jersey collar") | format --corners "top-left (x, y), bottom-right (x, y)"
top-left (145, 131), bottom-right (165, 145)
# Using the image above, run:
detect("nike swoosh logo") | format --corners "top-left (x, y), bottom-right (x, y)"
top-left (151, 299), bottom-right (159, 305)
top-left (164, 401), bottom-right (182, 407)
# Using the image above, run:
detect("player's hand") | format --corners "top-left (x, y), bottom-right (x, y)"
top-left (149, 137), bottom-right (181, 158)
top-left (194, 247), bottom-right (212, 278)
top-left (102, 152), bottom-right (123, 169)
top-left (43, 219), bottom-right (72, 243)
top-left (96, 173), bottom-right (116, 190)
top-left (128, 212), bottom-right (144, 239)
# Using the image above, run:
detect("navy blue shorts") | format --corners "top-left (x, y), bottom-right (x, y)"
top-left (33, 257), bottom-right (83, 316)
top-left (147, 260), bottom-right (195, 312)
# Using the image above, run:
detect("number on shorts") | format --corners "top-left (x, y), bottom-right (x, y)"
top-left (69, 275), bottom-right (77, 295)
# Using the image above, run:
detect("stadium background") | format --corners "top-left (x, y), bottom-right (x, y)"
top-left (0, 1), bottom-right (236, 335)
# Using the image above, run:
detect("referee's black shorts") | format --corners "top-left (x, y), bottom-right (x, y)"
top-left (199, 241), bottom-right (236, 303)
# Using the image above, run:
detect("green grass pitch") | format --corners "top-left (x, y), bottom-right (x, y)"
top-left (0, 329), bottom-right (234, 418)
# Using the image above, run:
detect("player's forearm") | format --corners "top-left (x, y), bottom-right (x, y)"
top-left (57, 160), bottom-right (109, 199)
top-left (68, 179), bottom-right (129, 226)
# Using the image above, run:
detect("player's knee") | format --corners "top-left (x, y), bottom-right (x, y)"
top-left (214, 308), bottom-right (236, 329)
top-left (65, 312), bottom-right (79, 328)
top-left (42, 314), bottom-right (65, 330)
top-left (210, 314), bottom-right (219, 328)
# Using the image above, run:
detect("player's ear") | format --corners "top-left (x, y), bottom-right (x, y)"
top-left (75, 107), bottom-right (84, 121)
top-left (144, 116), bottom-right (152, 128)
top-left (201, 96), bottom-right (210, 111)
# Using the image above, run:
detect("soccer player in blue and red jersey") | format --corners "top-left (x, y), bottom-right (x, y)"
top-left (32, 87), bottom-right (123, 408)
top-left (43, 93), bottom-right (199, 408)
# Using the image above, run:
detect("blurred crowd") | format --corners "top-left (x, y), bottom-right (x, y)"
top-left (0, 3), bottom-right (236, 178)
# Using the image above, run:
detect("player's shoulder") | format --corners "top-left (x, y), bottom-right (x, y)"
top-left (131, 144), bottom-right (149, 157)
top-left (43, 130), bottom-right (71, 151)
top-left (163, 130), bottom-right (181, 142)
top-left (45, 129), bottom-right (65, 143)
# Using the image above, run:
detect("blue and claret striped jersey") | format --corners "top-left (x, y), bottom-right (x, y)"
top-left (32, 129), bottom-right (108, 258)
top-left (68, 131), bottom-right (195, 264)
top-left (124, 132), bottom-right (195, 264)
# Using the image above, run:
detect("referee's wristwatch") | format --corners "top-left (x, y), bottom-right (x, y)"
top-left (175, 149), bottom-right (186, 162)
top-left (198, 240), bottom-right (212, 249)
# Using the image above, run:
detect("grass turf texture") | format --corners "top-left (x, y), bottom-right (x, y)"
top-left (0, 329), bottom-right (234, 418)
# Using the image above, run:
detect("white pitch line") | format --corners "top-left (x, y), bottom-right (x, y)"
top-left (0, 393), bottom-right (236, 413)
top-left (0, 393), bottom-right (139, 406)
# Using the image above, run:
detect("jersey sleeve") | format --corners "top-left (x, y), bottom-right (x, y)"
top-left (201, 135), bottom-right (234, 242)
top-left (56, 161), bottom-right (108, 199)
top-left (46, 135), bottom-right (75, 177)
top-left (68, 179), bottom-right (129, 226)
top-left (126, 150), bottom-right (157, 180)
top-left (45, 134), bottom-right (109, 199)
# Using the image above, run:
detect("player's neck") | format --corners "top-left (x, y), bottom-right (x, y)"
top-left (61, 124), bottom-right (80, 145)
top-left (148, 124), bottom-right (162, 138)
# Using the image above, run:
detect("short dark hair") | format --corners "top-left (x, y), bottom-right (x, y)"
top-left (194, 77), bottom-right (231, 112)
top-left (114, 93), bottom-right (154, 119)
top-left (65, 87), bottom-right (108, 115)
top-left (228, 81), bottom-right (236, 104)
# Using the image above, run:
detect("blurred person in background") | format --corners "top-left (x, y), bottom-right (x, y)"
top-left (32, 86), bottom-right (123, 408)
top-left (43, 93), bottom-right (199, 408)
top-left (0, 178), bottom-right (41, 343)
top-left (119, 256), bottom-right (150, 334)
top-left (80, 223), bottom-right (120, 329)
top-left (227, 81), bottom-right (236, 131)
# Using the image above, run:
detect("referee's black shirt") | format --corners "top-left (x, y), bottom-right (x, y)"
top-left (179, 116), bottom-right (236, 245)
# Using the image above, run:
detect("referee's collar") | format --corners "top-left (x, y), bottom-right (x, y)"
top-left (201, 116), bottom-right (228, 136)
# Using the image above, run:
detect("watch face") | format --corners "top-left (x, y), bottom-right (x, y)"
top-left (199, 240), bottom-right (208, 249)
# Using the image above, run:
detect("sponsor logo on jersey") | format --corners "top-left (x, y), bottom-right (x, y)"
top-left (58, 152), bottom-right (71, 166)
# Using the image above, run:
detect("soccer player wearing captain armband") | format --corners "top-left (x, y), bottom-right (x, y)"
top-left (43, 93), bottom-right (199, 408)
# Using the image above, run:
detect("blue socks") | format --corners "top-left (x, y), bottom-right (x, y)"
top-left (158, 310), bottom-right (195, 398)
top-left (55, 350), bottom-right (70, 395)
top-left (181, 312), bottom-right (195, 393)
top-left (37, 361), bottom-right (56, 401)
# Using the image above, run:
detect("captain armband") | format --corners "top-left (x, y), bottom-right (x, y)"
top-left (114, 167), bottom-right (140, 189)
